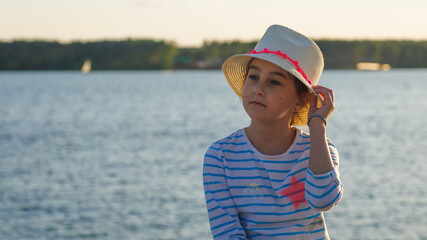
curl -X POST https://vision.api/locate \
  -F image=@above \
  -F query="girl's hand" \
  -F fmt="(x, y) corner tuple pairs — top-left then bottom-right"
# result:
(308, 85), (335, 126)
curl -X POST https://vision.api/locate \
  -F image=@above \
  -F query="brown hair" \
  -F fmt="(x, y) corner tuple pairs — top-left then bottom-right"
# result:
(292, 74), (309, 101)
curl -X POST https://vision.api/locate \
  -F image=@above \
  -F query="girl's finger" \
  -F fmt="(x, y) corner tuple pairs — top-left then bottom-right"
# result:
(312, 85), (332, 91)
(324, 91), (334, 106)
(313, 87), (334, 105)
(313, 86), (334, 99)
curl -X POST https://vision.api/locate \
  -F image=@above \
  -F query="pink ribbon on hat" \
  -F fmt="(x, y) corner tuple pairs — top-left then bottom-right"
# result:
(246, 48), (312, 85)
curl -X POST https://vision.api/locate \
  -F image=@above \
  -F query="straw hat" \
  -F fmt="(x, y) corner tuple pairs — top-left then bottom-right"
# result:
(222, 24), (324, 126)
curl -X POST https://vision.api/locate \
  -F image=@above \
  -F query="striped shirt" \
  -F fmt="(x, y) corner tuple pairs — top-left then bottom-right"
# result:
(203, 128), (343, 240)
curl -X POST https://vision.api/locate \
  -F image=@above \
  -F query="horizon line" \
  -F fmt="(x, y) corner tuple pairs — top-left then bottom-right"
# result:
(2, 36), (427, 47)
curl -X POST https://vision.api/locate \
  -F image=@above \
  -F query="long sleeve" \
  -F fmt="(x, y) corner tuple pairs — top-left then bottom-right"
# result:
(304, 139), (343, 211)
(203, 143), (246, 240)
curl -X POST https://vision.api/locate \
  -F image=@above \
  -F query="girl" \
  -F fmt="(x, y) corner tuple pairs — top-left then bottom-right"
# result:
(203, 25), (343, 239)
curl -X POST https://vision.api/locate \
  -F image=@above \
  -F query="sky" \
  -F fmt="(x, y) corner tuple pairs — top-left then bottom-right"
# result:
(1, 0), (426, 46)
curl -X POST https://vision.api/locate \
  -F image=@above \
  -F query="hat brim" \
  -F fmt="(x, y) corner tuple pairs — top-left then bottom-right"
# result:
(222, 53), (323, 126)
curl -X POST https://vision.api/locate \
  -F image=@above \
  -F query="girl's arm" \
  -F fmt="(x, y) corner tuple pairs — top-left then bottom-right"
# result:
(308, 85), (336, 174)
(203, 143), (246, 240)
(308, 119), (334, 174)
(304, 86), (343, 211)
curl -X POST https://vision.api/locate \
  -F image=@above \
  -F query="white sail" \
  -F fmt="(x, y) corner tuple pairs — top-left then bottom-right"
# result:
(81, 59), (92, 73)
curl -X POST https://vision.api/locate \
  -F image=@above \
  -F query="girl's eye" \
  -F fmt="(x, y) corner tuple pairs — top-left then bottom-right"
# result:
(269, 80), (281, 85)
(248, 74), (258, 80)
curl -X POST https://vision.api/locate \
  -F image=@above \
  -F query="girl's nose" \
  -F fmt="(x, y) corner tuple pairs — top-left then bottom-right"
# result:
(253, 81), (265, 96)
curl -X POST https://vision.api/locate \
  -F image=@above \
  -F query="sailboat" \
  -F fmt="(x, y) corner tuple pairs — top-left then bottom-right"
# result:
(81, 59), (92, 73)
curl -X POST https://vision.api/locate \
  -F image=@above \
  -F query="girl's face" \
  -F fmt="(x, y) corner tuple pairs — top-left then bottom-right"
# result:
(242, 58), (302, 124)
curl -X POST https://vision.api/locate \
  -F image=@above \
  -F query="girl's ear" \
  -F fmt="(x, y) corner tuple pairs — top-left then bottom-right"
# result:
(294, 92), (310, 112)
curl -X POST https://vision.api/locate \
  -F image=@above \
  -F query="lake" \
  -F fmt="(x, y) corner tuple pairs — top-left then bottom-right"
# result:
(0, 70), (426, 239)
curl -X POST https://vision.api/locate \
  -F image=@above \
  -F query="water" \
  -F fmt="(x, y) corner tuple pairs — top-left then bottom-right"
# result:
(0, 70), (426, 240)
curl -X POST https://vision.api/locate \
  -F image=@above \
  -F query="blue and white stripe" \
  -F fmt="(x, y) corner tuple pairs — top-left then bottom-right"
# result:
(203, 129), (343, 239)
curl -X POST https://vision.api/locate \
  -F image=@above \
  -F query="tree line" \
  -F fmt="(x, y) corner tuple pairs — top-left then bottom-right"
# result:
(1, 38), (427, 70)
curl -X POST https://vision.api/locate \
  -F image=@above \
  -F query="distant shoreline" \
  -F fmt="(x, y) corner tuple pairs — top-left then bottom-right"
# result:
(1, 39), (427, 70)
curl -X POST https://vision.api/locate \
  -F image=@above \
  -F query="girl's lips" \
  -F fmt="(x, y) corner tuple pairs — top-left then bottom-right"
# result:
(250, 101), (266, 107)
